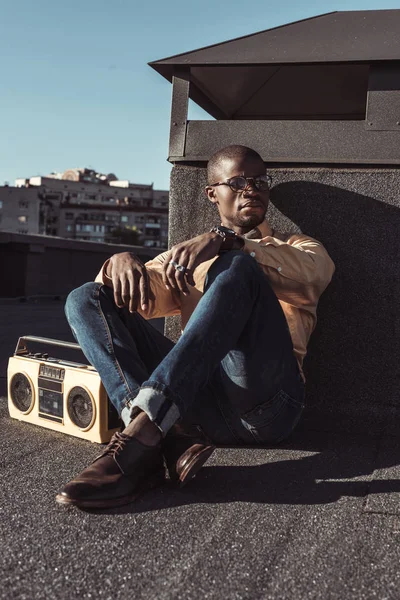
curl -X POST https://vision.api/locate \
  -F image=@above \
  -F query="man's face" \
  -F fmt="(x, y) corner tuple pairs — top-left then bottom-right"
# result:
(206, 155), (270, 232)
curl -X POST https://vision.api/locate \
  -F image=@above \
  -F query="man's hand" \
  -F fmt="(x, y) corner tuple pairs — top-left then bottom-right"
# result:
(162, 232), (223, 295)
(106, 252), (154, 313)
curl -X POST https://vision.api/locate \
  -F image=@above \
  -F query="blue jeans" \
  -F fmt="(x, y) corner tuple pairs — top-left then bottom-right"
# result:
(65, 251), (305, 445)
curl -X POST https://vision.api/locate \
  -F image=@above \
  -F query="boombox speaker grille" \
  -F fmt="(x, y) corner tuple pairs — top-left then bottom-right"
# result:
(10, 373), (34, 413)
(67, 387), (95, 430)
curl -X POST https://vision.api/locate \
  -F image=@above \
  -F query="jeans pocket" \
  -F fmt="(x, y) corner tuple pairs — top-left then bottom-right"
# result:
(241, 389), (304, 444)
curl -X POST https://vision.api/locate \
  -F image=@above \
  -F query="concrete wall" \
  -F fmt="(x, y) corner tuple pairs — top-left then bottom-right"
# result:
(0, 232), (163, 298)
(168, 165), (400, 435)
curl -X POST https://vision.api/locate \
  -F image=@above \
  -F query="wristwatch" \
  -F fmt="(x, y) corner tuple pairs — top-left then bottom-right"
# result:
(210, 226), (245, 253)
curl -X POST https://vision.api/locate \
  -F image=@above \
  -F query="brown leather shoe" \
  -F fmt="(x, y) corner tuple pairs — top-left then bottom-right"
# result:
(56, 432), (165, 509)
(162, 423), (216, 488)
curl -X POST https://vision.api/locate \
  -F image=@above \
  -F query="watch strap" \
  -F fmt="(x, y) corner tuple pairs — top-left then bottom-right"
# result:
(210, 226), (244, 253)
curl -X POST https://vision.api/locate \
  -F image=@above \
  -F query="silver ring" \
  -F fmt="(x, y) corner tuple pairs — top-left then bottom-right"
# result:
(169, 260), (186, 273)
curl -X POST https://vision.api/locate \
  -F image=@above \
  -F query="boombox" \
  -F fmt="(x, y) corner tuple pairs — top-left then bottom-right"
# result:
(7, 336), (121, 443)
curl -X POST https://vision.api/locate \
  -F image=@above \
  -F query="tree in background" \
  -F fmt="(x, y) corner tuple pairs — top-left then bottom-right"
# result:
(108, 225), (141, 246)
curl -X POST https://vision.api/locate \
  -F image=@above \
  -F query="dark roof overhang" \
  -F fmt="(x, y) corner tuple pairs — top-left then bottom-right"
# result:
(149, 10), (400, 165)
(149, 10), (400, 120)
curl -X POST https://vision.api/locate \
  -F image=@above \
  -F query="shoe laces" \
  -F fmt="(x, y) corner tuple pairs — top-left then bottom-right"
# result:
(100, 432), (131, 459)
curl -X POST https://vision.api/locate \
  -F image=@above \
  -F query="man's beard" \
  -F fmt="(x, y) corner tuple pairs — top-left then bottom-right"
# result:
(232, 213), (265, 230)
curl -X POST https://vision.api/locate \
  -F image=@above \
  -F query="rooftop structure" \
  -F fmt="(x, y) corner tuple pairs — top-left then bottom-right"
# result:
(150, 9), (400, 164)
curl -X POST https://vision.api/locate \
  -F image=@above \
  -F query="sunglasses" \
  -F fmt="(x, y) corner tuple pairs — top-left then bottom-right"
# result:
(209, 174), (272, 193)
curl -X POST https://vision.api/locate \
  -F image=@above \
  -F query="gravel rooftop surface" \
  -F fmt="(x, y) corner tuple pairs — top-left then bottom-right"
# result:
(1, 300), (400, 600)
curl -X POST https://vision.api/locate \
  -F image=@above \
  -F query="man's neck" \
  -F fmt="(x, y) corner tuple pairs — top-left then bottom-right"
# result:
(221, 220), (274, 239)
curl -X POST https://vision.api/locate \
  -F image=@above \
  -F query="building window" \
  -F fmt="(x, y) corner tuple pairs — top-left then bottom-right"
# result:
(146, 228), (160, 237)
(121, 216), (128, 223)
(18, 215), (28, 223)
(0, 200), (3, 209)
(19, 200), (29, 209)
(66, 225), (73, 232)
(65, 213), (74, 219)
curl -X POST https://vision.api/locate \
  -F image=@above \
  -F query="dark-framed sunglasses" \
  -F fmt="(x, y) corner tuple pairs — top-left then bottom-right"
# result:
(209, 174), (272, 193)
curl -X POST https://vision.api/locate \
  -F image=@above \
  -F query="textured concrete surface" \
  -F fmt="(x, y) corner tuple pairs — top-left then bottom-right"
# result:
(168, 165), (400, 436)
(2, 302), (400, 599)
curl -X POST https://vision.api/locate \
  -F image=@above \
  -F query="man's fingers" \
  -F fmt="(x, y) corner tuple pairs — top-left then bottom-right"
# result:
(166, 261), (178, 290)
(175, 271), (188, 295)
(139, 267), (150, 310)
(162, 252), (172, 289)
(174, 257), (190, 295)
(127, 271), (135, 313)
(120, 275), (131, 308)
(148, 281), (155, 302)
(185, 258), (196, 287)
(185, 271), (196, 288)
(113, 275), (123, 308)
(131, 271), (140, 313)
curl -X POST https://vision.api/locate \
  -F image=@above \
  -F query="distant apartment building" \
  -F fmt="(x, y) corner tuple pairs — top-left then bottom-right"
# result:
(0, 187), (41, 234)
(0, 168), (169, 247)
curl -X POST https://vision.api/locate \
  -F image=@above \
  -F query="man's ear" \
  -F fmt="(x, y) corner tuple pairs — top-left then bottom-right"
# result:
(205, 186), (218, 205)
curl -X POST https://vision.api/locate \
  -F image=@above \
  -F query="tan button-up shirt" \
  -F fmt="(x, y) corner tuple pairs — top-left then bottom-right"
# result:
(95, 220), (335, 377)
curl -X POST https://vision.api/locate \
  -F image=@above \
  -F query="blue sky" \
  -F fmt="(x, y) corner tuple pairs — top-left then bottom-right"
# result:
(1, 0), (398, 190)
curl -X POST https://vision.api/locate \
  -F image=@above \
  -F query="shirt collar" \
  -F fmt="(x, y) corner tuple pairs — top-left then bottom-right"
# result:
(256, 220), (274, 238)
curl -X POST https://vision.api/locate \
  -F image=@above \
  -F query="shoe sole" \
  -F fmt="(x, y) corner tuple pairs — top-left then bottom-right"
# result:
(178, 446), (216, 488)
(55, 470), (165, 509)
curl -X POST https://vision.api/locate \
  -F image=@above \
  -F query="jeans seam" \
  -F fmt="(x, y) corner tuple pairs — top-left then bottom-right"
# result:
(94, 284), (137, 404)
(124, 390), (141, 409)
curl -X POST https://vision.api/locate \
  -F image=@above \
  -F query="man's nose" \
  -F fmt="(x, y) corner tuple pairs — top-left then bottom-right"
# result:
(243, 182), (258, 194)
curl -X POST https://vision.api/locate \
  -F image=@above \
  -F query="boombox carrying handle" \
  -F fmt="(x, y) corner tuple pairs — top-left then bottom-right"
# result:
(15, 336), (82, 355)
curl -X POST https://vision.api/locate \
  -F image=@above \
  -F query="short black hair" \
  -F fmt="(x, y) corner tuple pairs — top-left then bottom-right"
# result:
(207, 145), (263, 184)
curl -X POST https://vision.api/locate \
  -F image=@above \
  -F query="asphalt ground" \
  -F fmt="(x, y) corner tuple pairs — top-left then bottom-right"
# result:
(1, 301), (400, 599)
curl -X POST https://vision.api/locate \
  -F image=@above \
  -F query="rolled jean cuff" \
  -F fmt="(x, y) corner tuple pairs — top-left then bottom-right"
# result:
(129, 385), (181, 436)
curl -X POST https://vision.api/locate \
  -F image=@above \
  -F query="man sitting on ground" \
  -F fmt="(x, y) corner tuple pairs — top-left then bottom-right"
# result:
(56, 145), (335, 509)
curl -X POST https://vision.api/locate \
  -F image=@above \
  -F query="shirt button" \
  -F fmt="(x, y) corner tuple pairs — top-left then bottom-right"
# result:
(277, 266), (282, 272)
(250, 252), (256, 258)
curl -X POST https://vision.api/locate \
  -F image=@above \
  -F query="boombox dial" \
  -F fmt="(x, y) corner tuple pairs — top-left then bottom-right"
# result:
(10, 373), (34, 414)
(67, 386), (95, 430)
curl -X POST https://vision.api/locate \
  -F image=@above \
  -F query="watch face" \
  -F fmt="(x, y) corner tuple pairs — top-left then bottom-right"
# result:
(217, 226), (236, 237)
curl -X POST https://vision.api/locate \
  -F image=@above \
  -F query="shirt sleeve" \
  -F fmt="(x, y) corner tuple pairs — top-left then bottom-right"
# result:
(94, 252), (181, 319)
(242, 234), (335, 306)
